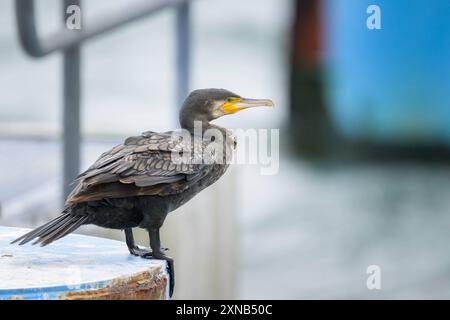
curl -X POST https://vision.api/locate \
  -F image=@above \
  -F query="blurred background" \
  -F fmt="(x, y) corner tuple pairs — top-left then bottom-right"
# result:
(1, 0), (450, 299)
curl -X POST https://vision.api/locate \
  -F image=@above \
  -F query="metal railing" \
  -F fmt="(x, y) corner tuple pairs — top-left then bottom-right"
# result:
(15, 0), (191, 198)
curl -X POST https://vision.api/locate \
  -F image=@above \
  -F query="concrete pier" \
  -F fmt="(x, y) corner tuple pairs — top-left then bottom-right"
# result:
(0, 226), (169, 300)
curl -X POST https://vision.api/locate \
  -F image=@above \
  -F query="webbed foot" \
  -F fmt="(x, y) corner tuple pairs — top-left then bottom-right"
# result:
(128, 245), (153, 257)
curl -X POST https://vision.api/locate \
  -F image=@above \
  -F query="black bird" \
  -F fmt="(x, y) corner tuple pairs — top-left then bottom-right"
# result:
(12, 88), (273, 297)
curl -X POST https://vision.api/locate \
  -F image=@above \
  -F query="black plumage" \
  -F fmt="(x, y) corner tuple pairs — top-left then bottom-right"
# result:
(12, 88), (273, 297)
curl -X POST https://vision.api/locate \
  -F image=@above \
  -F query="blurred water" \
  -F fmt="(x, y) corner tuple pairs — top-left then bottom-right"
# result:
(238, 148), (450, 299)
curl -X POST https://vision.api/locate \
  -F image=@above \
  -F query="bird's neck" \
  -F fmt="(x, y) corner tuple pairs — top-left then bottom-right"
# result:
(181, 120), (228, 137)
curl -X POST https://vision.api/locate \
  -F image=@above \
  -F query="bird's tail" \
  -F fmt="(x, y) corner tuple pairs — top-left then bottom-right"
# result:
(11, 207), (88, 247)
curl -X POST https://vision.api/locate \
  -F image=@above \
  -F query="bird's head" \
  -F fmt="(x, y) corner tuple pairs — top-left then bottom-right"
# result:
(179, 88), (274, 131)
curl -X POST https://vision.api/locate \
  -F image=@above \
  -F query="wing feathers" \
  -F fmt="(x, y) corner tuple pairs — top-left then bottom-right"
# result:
(66, 131), (212, 204)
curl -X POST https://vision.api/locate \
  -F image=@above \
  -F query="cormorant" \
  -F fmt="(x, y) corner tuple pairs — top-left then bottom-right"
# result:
(12, 88), (273, 297)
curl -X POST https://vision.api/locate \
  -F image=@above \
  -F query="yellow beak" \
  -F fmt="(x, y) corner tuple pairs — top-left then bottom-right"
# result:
(221, 98), (274, 114)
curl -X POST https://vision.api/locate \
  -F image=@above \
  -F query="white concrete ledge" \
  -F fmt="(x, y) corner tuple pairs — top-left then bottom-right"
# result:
(0, 226), (169, 300)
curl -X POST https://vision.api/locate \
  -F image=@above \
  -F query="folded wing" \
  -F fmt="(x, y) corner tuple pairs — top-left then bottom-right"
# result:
(66, 131), (210, 204)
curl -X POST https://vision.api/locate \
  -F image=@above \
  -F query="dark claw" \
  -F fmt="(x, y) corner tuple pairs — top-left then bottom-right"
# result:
(128, 246), (153, 257)
(153, 251), (175, 298)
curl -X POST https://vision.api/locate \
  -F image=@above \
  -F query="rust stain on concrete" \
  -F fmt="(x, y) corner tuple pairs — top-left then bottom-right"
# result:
(62, 270), (167, 300)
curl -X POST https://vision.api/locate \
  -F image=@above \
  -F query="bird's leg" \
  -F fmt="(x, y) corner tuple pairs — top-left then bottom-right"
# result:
(124, 228), (152, 257)
(149, 228), (174, 298)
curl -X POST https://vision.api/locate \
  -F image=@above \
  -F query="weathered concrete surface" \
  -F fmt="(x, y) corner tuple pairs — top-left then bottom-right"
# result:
(0, 227), (169, 300)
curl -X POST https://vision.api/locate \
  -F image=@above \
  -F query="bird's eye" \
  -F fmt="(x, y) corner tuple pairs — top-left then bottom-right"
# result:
(226, 98), (232, 103)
